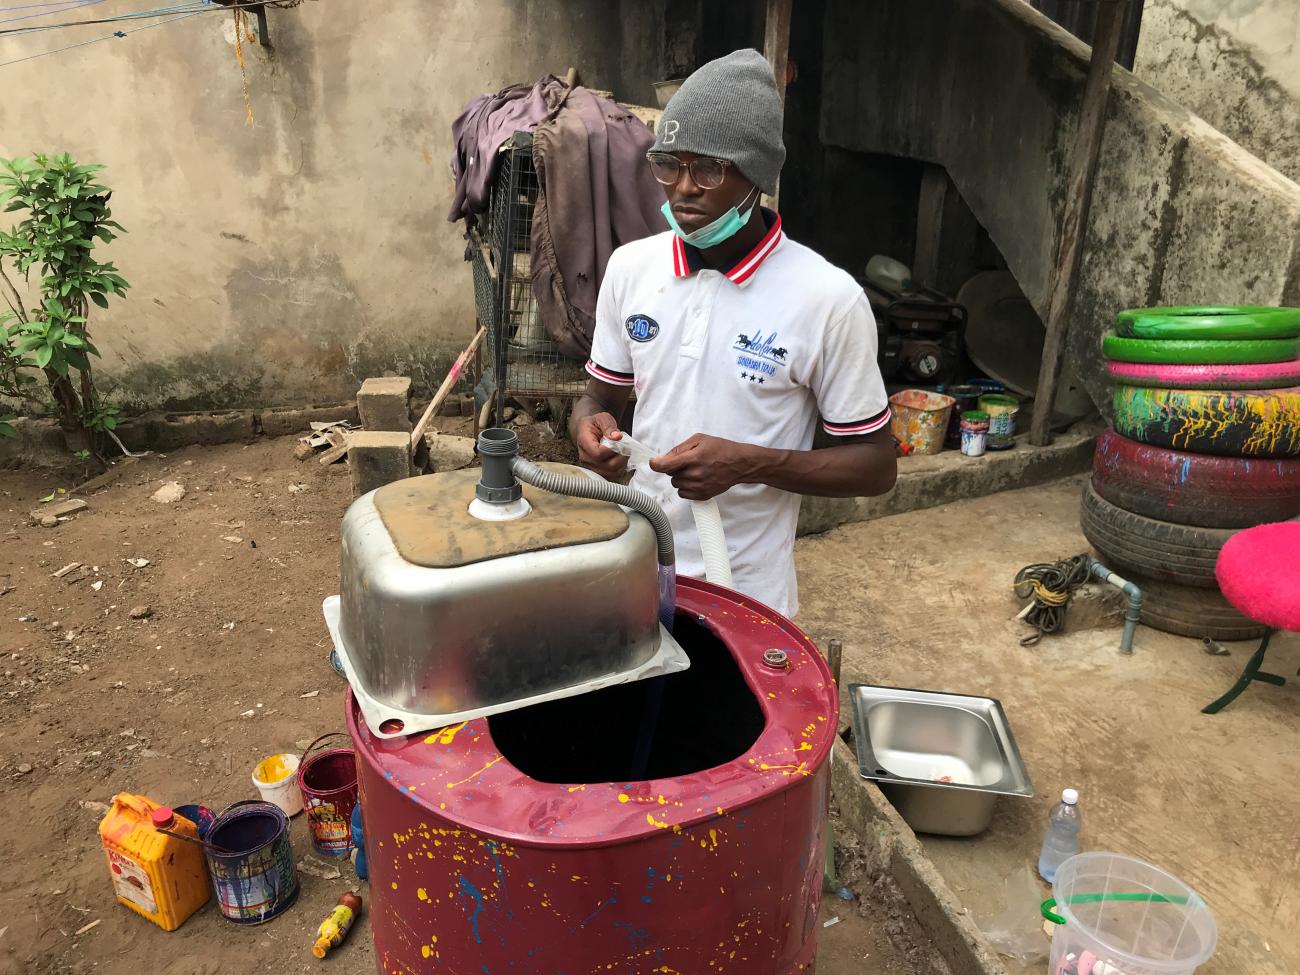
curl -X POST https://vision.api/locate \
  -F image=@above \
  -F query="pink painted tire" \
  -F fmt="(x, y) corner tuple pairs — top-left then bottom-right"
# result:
(1106, 358), (1300, 390)
(1093, 428), (1300, 528)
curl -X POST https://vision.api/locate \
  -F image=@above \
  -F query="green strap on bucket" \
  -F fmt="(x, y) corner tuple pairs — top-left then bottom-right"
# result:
(1040, 892), (1192, 926)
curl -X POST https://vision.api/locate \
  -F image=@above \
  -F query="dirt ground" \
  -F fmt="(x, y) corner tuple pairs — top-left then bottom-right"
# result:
(795, 477), (1300, 975)
(0, 429), (942, 975)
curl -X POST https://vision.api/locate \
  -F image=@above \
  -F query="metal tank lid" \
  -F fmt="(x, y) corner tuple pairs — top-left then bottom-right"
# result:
(347, 577), (838, 848)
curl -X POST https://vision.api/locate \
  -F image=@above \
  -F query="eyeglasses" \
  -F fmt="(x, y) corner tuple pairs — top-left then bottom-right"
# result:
(646, 152), (732, 190)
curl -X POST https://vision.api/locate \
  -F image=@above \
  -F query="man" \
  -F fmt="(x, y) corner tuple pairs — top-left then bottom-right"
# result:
(569, 49), (897, 618)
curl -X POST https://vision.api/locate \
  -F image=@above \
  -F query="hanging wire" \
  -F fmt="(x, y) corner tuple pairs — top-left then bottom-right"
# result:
(0, 6), (205, 68)
(0, 0), (289, 37)
(0, 0), (103, 27)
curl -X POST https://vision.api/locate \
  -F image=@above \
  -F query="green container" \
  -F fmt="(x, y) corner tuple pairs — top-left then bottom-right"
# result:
(977, 394), (1019, 441)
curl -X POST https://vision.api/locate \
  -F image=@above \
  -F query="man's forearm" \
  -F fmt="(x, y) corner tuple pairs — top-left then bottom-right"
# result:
(568, 383), (630, 442)
(742, 439), (897, 498)
(568, 393), (606, 442)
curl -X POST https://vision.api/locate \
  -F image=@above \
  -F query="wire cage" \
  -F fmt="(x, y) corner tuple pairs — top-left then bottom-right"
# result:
(468, 131), (588, 414)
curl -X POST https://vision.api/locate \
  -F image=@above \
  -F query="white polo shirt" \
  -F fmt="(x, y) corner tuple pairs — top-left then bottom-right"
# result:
(586, 213), (890, 618)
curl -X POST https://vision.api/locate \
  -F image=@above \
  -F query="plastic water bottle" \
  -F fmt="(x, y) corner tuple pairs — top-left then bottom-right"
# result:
(1038, 788), (1081, 883)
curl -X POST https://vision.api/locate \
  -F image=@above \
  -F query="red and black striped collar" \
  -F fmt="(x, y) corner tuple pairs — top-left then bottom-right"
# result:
(671, 209), (784, 287)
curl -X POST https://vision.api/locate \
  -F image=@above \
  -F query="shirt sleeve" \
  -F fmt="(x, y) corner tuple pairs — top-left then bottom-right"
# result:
(810, 290), (892, 436)
(585, 257), (635, 387)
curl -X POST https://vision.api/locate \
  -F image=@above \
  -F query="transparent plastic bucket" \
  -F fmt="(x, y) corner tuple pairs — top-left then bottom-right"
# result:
(1044, 853), (1217, 975)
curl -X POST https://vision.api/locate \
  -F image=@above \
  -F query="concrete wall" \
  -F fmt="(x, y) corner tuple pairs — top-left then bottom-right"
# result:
(0, 1), (663, 413)
(820, 0), (1300, 413)
(1136, 0), (1300, 184)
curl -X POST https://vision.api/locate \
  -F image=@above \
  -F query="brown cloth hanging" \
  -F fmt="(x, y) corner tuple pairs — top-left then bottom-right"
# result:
(530, 89), (668, 361)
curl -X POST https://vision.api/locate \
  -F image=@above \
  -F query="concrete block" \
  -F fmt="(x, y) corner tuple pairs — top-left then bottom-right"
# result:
(350, 431), (412, 497)
(425, 433), (477, 472)
(357, 377), (413, 432)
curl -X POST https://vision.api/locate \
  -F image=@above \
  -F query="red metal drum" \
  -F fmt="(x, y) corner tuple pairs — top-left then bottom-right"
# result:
(347, 577), (837, 975)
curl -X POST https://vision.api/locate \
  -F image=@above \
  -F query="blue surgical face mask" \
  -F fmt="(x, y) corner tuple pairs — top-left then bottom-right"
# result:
(661, 187), (760, 249)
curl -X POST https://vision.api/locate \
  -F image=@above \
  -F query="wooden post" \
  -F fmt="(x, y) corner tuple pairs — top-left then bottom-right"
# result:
(762, 0), (793, 210)
(914, 164), (949, 288)
(410, 326), (487, 449)
(1029, 0), (1128, 446)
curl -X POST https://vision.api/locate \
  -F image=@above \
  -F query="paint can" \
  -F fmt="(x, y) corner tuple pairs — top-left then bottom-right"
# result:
(978, 393), (1020, 450)
(175, 803), (217, 840)
(940, 384), (985, 448)
(204, 800), (298, 925)
(960, 410), (990, 457)
(251, 753), (302, 817)
(297, 733), (358, 856)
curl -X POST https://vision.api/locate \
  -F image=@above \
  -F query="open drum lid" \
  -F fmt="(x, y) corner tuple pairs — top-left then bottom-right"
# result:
(321, 596), (691, 739)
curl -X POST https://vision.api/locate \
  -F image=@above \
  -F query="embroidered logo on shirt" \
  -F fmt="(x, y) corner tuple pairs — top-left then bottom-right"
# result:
(625, 314), (660, 343)
(734, 331), (788, 382)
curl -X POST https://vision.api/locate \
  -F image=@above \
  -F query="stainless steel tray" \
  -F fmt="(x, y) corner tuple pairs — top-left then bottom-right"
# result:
(849, 684), (1033, 836)
(324, 596), (690, 739)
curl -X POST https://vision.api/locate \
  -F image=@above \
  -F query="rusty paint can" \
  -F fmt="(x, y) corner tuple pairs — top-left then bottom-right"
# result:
(297, 733), (358, 856)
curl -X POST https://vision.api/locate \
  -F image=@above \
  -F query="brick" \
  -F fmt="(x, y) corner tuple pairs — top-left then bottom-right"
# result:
(357, 377), (413, 432)
(349, 431), (412, 497)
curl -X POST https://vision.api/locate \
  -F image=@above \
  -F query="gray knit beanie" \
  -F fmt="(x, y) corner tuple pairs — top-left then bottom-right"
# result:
(651, 48), (786, 195)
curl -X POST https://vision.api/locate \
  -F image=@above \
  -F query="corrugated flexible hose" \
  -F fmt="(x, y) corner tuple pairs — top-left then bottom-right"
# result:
(510, 457), (675, 568)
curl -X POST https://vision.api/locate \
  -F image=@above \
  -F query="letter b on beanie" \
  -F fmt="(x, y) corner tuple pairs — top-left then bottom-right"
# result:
(650, 49), (786, 195)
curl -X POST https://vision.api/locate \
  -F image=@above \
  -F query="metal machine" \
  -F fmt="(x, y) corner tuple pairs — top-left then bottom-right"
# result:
(863, 255), (967, 385)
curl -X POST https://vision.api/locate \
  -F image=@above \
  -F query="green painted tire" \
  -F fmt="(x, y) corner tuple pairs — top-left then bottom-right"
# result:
(1102, 333), (1300, 364)
(1116, 306), (1300, 341)
(1113, 385), (1300, 457)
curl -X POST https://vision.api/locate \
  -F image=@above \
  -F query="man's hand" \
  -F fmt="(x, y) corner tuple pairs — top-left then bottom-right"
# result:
(649, 434), (754, 501)
(573, 411), (630, 479)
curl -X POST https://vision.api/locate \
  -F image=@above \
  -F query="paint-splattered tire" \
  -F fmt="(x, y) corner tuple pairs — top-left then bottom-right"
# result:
(1125, 572), (1269, 642)
(1080, 481), (1233, 589)
(1115, 306), (1300, 341)
(1092, 429), (1300, 528)
(1102, 334), (1300, 365)
(1112, 386), (1300, 458)
(1106, 359), (1300, 390)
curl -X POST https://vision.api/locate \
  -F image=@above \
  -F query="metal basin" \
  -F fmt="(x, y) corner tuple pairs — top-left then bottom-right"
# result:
(850, 684), (1033, 836)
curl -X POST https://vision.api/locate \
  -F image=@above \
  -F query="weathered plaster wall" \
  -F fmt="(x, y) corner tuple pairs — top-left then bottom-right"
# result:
(1136, 0), (1300, 184)
(0, 1), (660, 412)
(820, 0), (1300, 413)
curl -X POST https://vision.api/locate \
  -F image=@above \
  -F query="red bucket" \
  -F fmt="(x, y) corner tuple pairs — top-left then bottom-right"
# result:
(297, 733), (357, 856)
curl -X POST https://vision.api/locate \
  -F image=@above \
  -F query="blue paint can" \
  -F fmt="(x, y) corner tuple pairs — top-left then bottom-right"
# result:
(204, 800), (299, 925)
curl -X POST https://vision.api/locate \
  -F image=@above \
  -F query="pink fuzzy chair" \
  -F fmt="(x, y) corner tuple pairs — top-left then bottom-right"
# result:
(1203, 522), (1300, 713)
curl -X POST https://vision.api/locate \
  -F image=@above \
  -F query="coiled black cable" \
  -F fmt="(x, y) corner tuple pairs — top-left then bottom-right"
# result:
(1013, 554), (1093, 646)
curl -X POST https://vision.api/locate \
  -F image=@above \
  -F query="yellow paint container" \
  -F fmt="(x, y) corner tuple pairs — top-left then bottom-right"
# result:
(252, 752), (303, 816)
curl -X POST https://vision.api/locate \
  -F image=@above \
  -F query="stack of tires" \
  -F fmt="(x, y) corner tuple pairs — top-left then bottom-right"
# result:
(1085, 306), (1300, 641)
